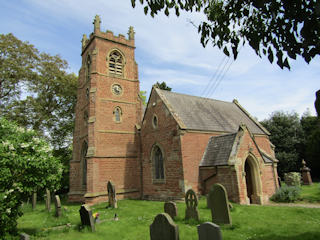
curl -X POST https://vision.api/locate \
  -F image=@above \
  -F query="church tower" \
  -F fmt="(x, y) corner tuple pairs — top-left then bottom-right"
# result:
(69, 16), (142, 203)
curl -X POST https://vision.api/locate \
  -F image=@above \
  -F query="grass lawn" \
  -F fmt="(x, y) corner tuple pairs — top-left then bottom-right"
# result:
(17, 192), (320, 240)
(300, 183), (320, 203)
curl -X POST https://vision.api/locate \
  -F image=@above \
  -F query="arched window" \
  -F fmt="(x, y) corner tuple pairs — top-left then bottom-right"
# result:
(113, 107), (122, 123)
(153, 145), (164, 180)
(81, 141), (88, 186)
(85, 55), (91, 82)
(108, 50), (123, 76)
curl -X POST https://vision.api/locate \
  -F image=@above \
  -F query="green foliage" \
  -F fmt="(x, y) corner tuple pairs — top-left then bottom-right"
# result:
(132, 0), (320, 69)
(261, 111), (303, 177)
(0, 118), (62, 237)
(284, 172), (301, 187)
(315, 90), (320, 117)
(139, 90), (147, 106)
(270, 185), (301, 203)
(156, 81), (172, 91)
(300, 113), (320, 179)
(0, 33), (77, 192)
(0, 33), (38, 104)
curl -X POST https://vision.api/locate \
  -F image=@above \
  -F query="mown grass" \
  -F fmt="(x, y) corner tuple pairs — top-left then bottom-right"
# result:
(300, 183), (320, 203)
(17, 192), (320, 240)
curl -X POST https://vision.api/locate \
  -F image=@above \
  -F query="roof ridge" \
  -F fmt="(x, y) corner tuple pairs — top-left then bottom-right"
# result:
(158, 89), (233, 105)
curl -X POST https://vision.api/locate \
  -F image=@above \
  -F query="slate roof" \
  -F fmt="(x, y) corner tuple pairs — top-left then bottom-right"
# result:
(200, 133), (237, 167)
(157, 89), (268, 135)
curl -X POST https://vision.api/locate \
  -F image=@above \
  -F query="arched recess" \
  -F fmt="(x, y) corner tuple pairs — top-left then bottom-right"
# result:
(81, 141), (88, 186)
(107, 48), (126, 76)
(150, 143), (165, 183)
(243, 154), (263, 204)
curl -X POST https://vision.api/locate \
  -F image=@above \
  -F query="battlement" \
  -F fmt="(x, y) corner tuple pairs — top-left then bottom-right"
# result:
(81, 15), (135, 54)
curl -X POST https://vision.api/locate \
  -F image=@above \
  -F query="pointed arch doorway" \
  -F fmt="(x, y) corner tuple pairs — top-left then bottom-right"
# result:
(244, 155), (262, 204)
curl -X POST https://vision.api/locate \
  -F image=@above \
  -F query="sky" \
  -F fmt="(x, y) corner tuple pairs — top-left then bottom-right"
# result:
(1, 0), (319, 121)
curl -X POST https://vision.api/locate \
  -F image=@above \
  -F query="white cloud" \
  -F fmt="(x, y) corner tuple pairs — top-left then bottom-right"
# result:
(1, 0), (318, 121)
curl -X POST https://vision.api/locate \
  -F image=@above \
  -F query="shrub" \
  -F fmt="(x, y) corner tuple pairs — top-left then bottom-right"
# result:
(270, 185), (301, 203)
(0, 118), (62, 238)
(284, 172), (301, 186)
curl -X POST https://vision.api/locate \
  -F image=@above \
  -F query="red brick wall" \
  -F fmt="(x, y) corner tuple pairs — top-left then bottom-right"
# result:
(180, 132), (219, 193)
(200, 167), (240, 203)
(141, 89), (184, 200)
(69, 27), (141, 203)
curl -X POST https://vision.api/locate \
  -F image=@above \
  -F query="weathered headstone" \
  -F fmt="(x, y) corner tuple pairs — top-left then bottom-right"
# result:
(45, 189), (51, 212)
(20, 232), (30, 240)
(185, 188), (200, 221)
(79, 204), (95, 232)
(150, 213), (179, 240)
(208, 184), (232, 225)
(197, 222), (222, 240)
(164, 201), (178, 220)
(32, 192), (37, 210)
(54, 195), (62, 217)
(107, 180), (117, 208)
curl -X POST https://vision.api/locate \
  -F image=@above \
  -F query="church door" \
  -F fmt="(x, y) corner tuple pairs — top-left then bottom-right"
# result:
(245, 161), (253, 203)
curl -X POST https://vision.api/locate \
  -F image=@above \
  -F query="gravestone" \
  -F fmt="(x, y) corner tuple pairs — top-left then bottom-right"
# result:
(54, 195), (62, 217)
(32, 192), (37, 210)
(197, 222), (222, 240)
(79, 204), (95, 232)
(107, 180), (117, 208)
(185, 188), (199, 221)
(45, 189), (51, 212)
(208, 184), (232, 225)
(164, 201), (178, 220)
(150, 213), (179, 240)
(20, 233), (30, 240)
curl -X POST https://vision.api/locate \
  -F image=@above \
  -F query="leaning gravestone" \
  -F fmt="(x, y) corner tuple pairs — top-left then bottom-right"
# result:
(185, 188), (200, 221)
(107, 180), (117, 208)
(79, 204), (95, 232)
(32, 192), (37, 210)
(45, 189), (51, 212)
(54, 195), (62, 217)
(197, 222), (222, 240)
(150, 213), (179, 240)
(164, 201), (178, 220)
(208, 184), (232, 225)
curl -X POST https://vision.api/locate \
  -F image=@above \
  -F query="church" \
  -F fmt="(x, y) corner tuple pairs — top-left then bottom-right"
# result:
(68, 16), (279, 205)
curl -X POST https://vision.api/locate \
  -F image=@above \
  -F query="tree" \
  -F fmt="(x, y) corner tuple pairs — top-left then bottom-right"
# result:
(315, 90), (320, 118)
(0, 33), (38, 105)
(0, 118), (62, 237)
(132, 0), (320, 69)
(139, 90), (147, 106)
(261, 111), (303, 178)
(301, 111), (320, 179)
(0, 33), (77, 192)
(156, 81), (172, 91)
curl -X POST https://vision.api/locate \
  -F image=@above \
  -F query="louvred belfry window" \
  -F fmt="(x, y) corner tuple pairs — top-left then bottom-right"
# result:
(109, 51), (123, 76)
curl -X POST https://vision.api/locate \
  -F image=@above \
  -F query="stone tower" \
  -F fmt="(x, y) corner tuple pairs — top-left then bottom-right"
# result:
(69, 15), (142, 204)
